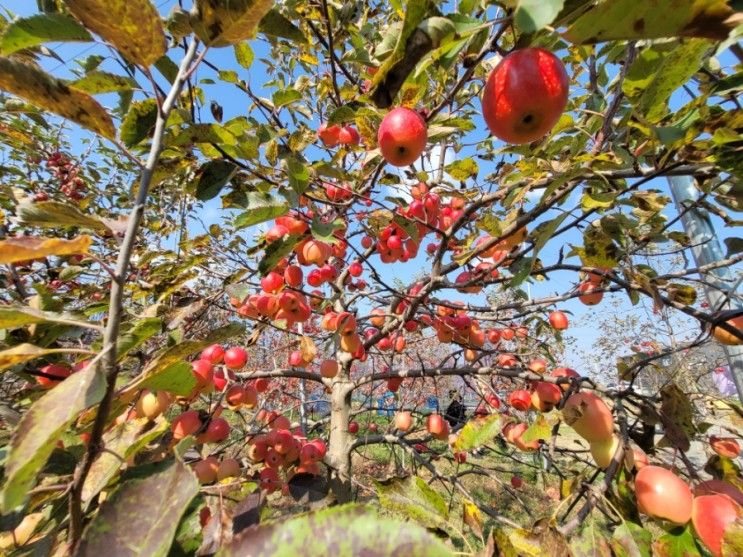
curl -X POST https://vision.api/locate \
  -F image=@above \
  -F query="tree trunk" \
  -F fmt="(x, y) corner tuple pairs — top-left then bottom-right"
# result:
(327, 373), (353, 503)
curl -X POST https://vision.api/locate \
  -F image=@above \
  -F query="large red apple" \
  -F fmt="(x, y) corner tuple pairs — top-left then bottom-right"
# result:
(377, 107), (427, 167)
(481, 48), (569, 144)
(548, 310), (569, 330)
(692, 494), (741, 556)
(635, 465), (693, 525)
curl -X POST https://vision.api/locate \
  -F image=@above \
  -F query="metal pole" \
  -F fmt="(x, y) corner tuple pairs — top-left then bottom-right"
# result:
(667, 176), (743, 403)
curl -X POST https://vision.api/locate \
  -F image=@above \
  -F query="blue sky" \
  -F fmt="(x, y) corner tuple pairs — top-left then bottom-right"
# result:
(2, 0), (739, 375)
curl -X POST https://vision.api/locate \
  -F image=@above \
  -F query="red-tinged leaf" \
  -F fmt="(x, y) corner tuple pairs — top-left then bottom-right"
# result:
(219, 504), (453, 557)
(611, 521), (652, 557)
(77, 457), (199, 557)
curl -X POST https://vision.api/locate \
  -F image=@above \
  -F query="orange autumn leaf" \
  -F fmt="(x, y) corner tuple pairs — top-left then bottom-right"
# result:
(0, 235), (92, 264)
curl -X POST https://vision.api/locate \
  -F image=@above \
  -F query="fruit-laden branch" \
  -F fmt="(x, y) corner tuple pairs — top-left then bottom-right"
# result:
(67, 39), (201, 550)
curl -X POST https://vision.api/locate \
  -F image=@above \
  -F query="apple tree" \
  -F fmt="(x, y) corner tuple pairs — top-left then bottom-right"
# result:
(1, 0), (743, 555)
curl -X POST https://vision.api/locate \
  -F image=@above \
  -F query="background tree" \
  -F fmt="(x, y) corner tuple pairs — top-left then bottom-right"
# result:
(0, 0), (742, 555)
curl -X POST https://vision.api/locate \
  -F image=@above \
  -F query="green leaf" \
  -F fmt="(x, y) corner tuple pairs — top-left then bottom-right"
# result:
(71, 71), (137, 94)
(272, 88), (301, 108)
(515, 0), (565, 34)
(0, 360), (106, 511)
(611, 521), (652, 557)
(445, 158), (478, 180)
(508, 256), (535, 288)
(0, 56), (115, 139)
(194, 160), (238, 201)
(368, 0), (435, 108)
(81, 417), (170, 505)
(139, 361), (196, 397)
(259, 234), (302, 276)
(287, 157), (309, 196)
(652, 526), (702, 556)
(63, 0), (166, 66)
(570, 520), (613, 557)
(623, 39), (711, 123)
(520, 414), (554, 443)
(375, 476), (450, 531)
(234, 192), (289, 229)
(219, 504), (452, 557)
(0, 13), (92, 55)
(0, 305), (97, 332)
(16, 200), (108, 230)
(154, 55), (179, 83)
(310, 217), (344, 244)
(531, 212), (569, 255)
(327, 105), (357, 126)
(116, 318), (163, 360)
(234, 42), (254, 68)
(453, 413), (501, 451)
(120, 99), (158, 147)
(258, 8), (306, 43)
(565, 0), (738, 44)
(190, 0), (275, 47)
(77, 457), (199, 557)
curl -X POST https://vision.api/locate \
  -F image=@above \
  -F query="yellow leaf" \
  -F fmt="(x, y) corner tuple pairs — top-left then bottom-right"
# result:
(64, 0), (166, 67)
(0, 57), (115, 139)
(463, 501), (483, 539)
(0, 235), (92, 264)
(0, 343), (68, 372)
(299, 335), (317, 364)
(190, 0), (275, 47)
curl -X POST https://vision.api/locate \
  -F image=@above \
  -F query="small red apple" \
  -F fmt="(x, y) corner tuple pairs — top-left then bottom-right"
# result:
(223, 347), (248, 369)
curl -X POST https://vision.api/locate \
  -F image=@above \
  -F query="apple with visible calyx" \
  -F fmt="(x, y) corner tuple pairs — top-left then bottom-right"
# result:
(378, 107), (427, 167)
(481, 48), (569, 144)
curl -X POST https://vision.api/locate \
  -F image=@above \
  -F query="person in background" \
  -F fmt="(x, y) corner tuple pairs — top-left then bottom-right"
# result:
(445, 390), (466, 429)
